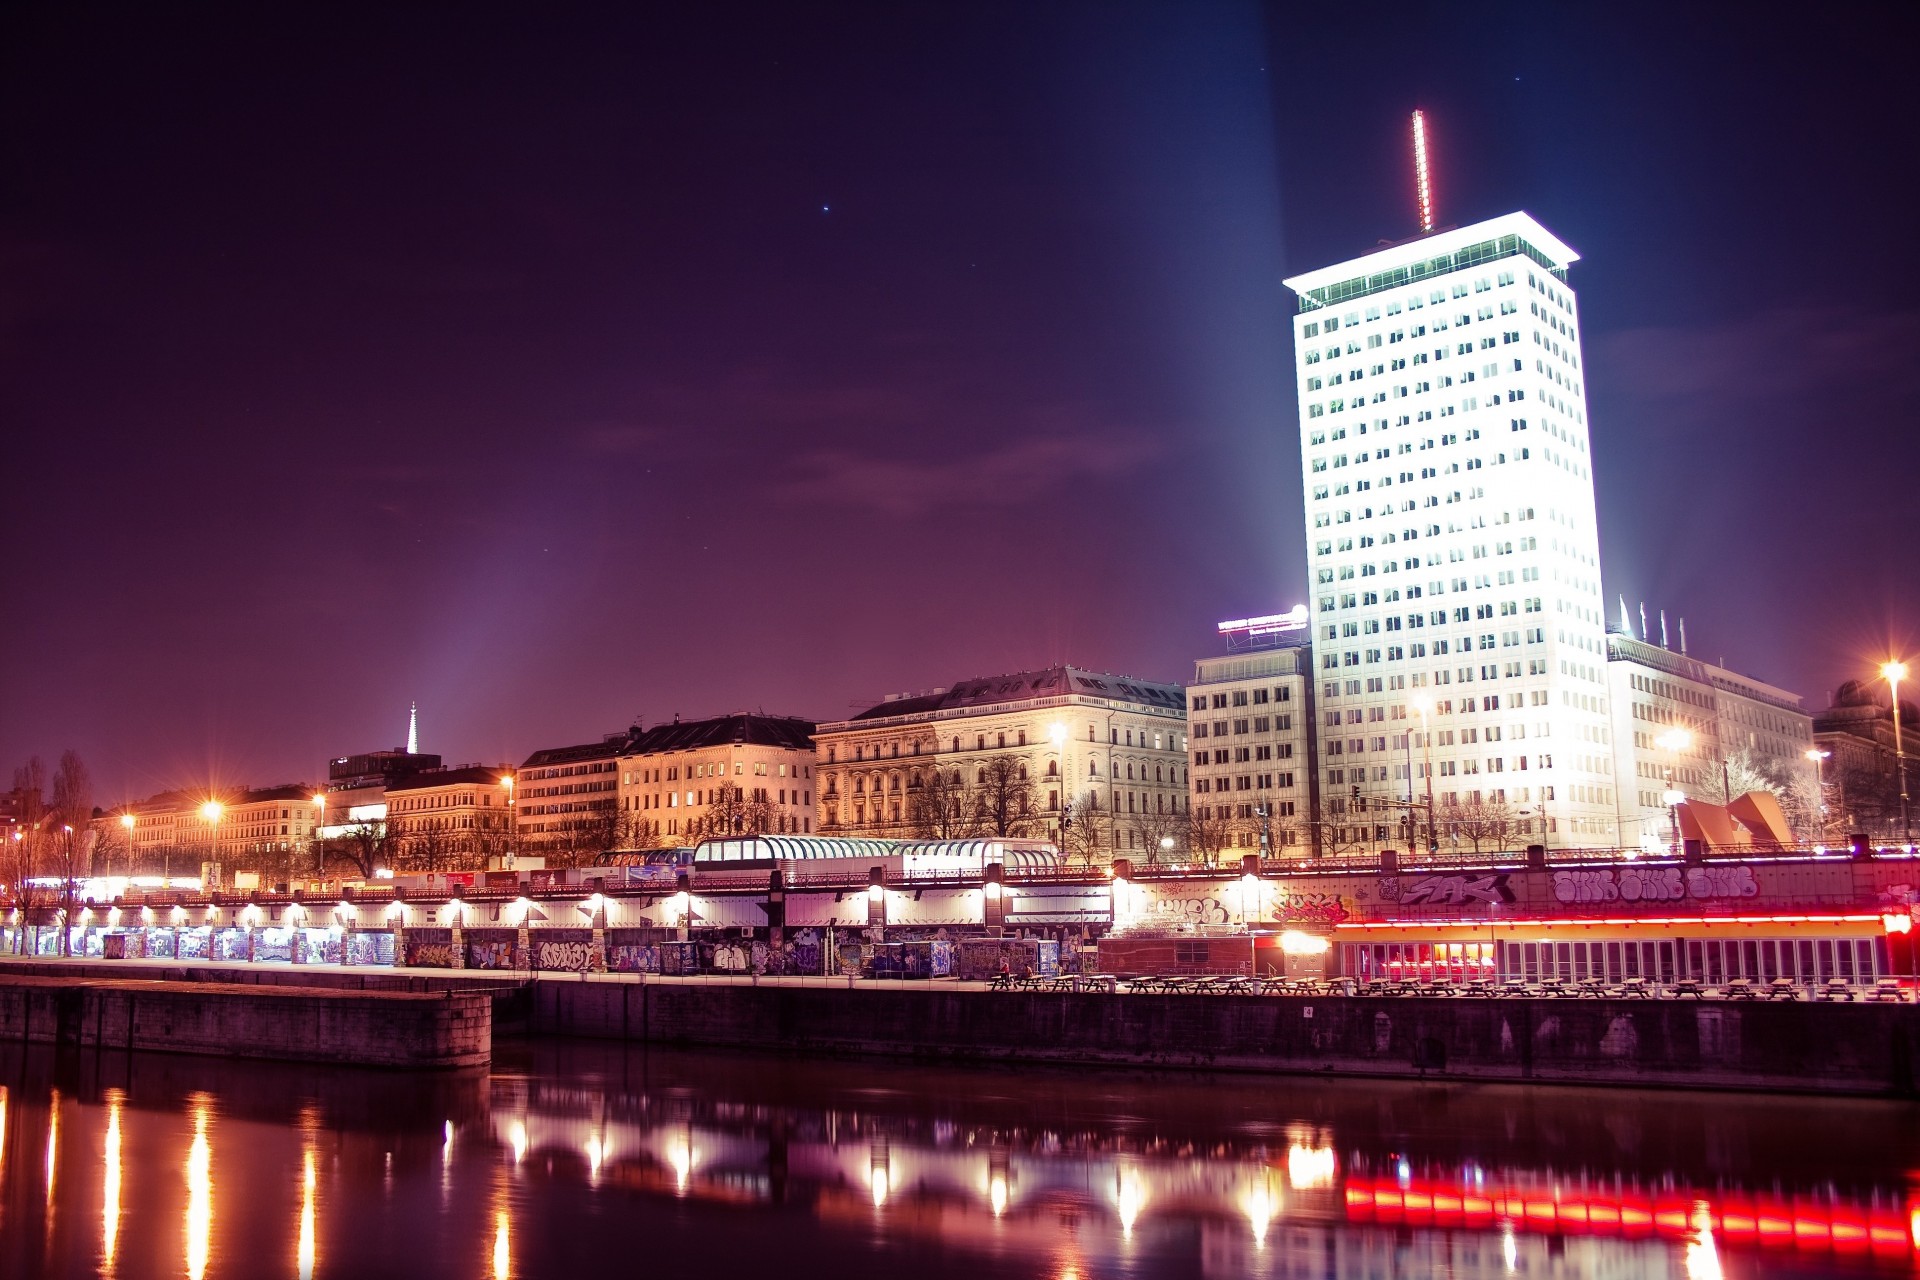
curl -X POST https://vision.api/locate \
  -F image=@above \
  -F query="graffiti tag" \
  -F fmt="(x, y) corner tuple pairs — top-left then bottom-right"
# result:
(1400, 873), (1514, 906)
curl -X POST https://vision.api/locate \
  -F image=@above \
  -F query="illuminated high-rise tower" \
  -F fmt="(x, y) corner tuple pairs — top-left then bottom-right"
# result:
(1281, 211), (1614, 851)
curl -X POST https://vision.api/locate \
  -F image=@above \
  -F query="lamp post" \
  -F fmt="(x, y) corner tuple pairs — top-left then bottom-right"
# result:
(1411, 696), (1436, 853)
(499, 774), (516, 866)
(1048, 722), (1069, 849)
(1655, 729), (1692, 855)
(119, 811), (136, 880)
(1883, 661), (1911, 846)
(199, 800), (223, 893)
(1805, 749), (1832, 846)
(310, 794), (327, 881)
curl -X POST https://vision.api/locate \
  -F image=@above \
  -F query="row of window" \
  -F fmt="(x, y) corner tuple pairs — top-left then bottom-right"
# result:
(1192, 714), (1295, 738)
(1192, 687), (1296, 710)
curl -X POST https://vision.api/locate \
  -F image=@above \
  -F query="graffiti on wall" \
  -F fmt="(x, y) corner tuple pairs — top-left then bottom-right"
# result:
(1271, 892), (1351, 925)
(1551, 864), (1760, 904)
(1400, 873), (1514, 906)
(533, 932), (594, 972)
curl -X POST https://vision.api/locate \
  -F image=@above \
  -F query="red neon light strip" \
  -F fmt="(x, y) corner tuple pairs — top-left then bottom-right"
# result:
(1339, 1177), (1914, 1255)
(1335, 914), (1880, 930)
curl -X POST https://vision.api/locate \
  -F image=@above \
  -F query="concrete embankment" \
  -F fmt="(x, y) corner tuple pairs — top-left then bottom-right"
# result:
(0, 973), (490, 1069)
(532, 980), (1920, 1097)
(0, 958), (533, 1032)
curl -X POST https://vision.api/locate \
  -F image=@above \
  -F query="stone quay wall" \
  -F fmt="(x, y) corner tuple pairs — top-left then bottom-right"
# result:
(532, 979), (1920, 1096)
(0, 973), (490, 1069)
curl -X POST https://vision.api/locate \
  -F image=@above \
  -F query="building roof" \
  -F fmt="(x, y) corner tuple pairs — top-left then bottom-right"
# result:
(519, 733), (635, 770)
(840, 665), (1184, 724)
(385, 765), (511, 794)
(1282, 211), (1579, 306)
(625, 714), (815, 756)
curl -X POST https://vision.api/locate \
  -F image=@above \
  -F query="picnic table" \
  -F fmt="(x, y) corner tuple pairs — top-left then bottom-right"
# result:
(1722, 978), (1760, 1000)
(1868, 979), (1906, 1004)
(1670, 978), (1707, 999)
(1618, 977), (1656, 999)
(1819, 979), (1858, 1002)
(1765, 977), (1800, 1001)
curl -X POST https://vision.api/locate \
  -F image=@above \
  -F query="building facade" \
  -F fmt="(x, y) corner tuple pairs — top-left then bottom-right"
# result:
(384, 765), (515, 867)
(108, 784), (323, 882)
(515, 733), (630, 853)
(814, 666), (1188, 860)
(617, 714), (817, 843)
(1186, 635), (1313, 859)
(1283, 212), (1615, 849)
(1605, 632), (1815, 850)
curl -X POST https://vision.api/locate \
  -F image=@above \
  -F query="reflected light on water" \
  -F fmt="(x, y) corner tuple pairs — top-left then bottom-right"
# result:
(868, 1155), (890, 1208)
(45, 1087), (59, 1205)
(1501, 1221), (1518, 1273)
(186, 1096), (212, 1280)
(492, 1208), (510, 1280)
(1685, 1201), (1723, 1280)
(988, 1169), (1008, 1217)
(1113, 1166), (1145, 1237)
(666, 1130), (693, 1194)
(509, 1120), (528, 1165)
(298, 1146), (316, 1280)
(1286, 1141), (1335, 1190)
(102, 1091), (123, 1272)
(1241, 1171), (1277, 1247)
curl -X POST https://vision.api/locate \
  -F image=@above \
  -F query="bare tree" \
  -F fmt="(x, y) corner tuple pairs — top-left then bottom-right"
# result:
(908, 767), (977, 839)
(47, 751), (91, 954)
(688, 782), (777, 844)
(1126, 802), (1186, 868)
(1307, 799), (1370, 860)
(329, 818), (404, 880)
(1059, 790), (1107, 867)
(403, 824), (457, 873)
(1447, 796), (1516, 854)
(1186, 806), (1234, 868)
(971, 757), (1036, 838)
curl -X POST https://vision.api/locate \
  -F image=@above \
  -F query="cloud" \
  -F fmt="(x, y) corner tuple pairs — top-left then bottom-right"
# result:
(780, 429), (1162, 517)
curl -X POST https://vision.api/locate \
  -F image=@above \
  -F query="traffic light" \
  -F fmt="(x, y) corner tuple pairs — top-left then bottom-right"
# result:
(1061, 802), (1074, 829)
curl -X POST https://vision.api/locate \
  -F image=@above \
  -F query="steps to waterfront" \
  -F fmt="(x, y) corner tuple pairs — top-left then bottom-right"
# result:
(0, 969), (491, 1069)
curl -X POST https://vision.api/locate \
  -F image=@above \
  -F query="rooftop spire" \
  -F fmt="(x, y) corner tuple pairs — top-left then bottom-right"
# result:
(1411, 109), (1435, 233)
(407, 702), (419, 755)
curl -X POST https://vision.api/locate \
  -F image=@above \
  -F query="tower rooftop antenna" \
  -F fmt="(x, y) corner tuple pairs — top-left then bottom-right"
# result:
(1411, 109), (1435, 234)
(408, 702), (419, 755)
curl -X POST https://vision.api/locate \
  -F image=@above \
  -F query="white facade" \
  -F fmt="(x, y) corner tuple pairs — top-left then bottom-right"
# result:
(1186, 646), (1313, 855)
(1283, 213), (1615, 848)
(1606, 632), (1815, 849)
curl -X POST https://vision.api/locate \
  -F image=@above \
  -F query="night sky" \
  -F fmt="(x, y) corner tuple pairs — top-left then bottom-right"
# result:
(3, 3), (1916, 799)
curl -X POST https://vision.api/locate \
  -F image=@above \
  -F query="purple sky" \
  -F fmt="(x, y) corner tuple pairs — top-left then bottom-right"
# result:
(3, 3), (1917, 802)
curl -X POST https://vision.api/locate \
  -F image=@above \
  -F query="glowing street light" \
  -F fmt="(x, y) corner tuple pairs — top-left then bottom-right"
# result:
(1656, 729), (1693, 855)
(1410, 695), (1436, 853)
(1805, 749), (1832, 844)
(1884, 661), (1911, 845)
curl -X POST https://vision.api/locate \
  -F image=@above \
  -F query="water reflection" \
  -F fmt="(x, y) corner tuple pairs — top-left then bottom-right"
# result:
(0, 1039), (1916, 1279)
(186, 1094), (212, 1280)
(102, 1089), (122, 1272)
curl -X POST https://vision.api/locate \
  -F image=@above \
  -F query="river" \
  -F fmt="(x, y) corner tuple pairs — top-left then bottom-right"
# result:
(0, 1039), (1913, 1278)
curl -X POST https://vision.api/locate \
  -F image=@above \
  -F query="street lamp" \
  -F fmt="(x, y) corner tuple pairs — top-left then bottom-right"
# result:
(1805, 749), (1832, 846)
(1655, 729), (1692, 855)
(1047, 722), (1069, 845)
(119, 811), (135, 879)
(1411, 696), (1436, 854)
(310, 794), (327, 879)
(199, 800), (223, 893)
(1882, 661), (1911, 846)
